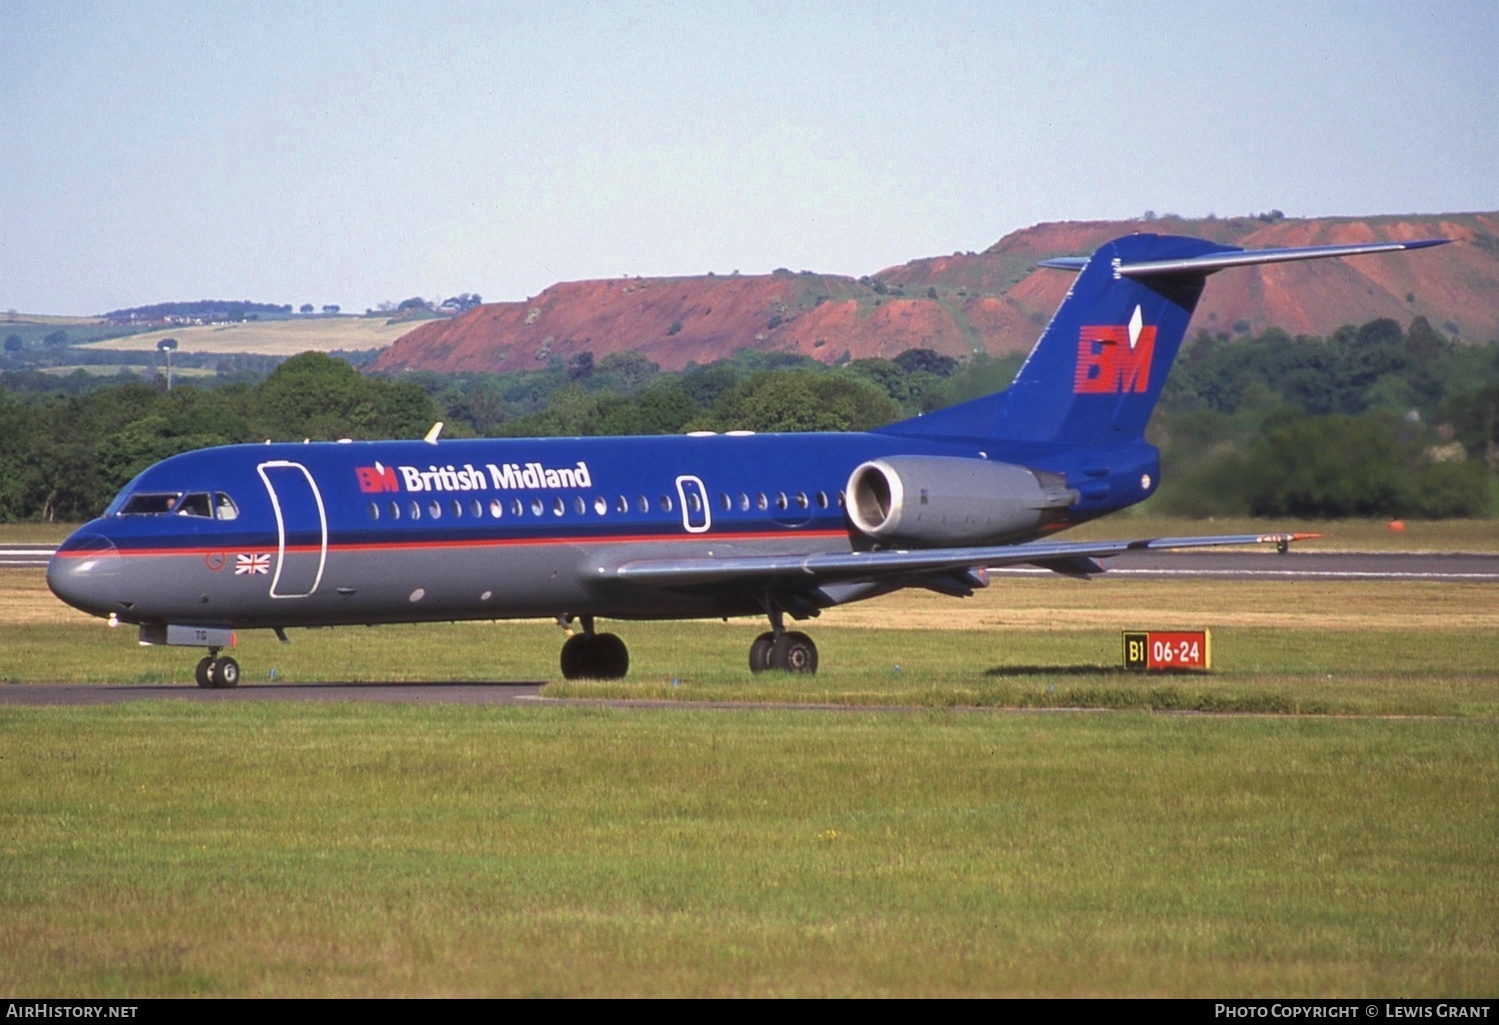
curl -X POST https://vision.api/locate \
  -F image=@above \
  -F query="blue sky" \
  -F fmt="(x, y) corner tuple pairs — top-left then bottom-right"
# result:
(2, 0), (1494, 314)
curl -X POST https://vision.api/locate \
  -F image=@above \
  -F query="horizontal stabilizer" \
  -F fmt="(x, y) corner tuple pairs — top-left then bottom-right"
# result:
(1039, 238), (1448, 277)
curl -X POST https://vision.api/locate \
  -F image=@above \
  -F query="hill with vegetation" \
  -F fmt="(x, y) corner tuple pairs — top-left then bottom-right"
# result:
(371, 212), (1499, 375)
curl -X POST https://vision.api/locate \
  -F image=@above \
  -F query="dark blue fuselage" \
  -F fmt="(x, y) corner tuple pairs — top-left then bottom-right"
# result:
(48, 429), (1157, 629)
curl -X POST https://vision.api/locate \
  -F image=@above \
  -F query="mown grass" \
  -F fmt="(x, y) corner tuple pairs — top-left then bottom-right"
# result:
(7, 564), (1499, 716)
(1, 704), (1494, 997)
(4, 554), (1496, 995)
(6, 615), (1499, 717)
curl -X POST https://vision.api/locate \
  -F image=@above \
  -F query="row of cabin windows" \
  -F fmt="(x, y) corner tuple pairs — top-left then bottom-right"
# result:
(365, 490), (844, 522)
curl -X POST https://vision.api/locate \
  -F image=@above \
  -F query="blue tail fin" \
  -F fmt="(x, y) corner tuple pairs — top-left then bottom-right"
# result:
(877, 233), (1228, 446)
(873, 232), (1447, 446)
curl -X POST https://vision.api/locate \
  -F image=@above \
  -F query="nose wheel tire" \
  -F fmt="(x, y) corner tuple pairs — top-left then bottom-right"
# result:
(195, 655), (240, 688)
(213, 656), (240, 688)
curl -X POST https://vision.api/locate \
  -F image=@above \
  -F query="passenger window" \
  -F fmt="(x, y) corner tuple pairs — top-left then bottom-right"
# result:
(739, 493), (750, 511)
(471, 499), (484, 518)
(659, 494), (673, 512)
(367, 502), (380, 520)
(428, 500), (442, 519)
(575, 496), (587, 515)
(775, 492), (788, 510)
(511, 499), (523, 517)
(795, 491), (809, 509)
(720, 493), (732, 511)
(594, 496), (608, 515)
(816, 491), (829, 509)
(688, 493), (702, 513)
(552, 497), (565, 516)
(490, 499), (504, 518)
(451, 499), (463, 518)
(530, 497), (544, 516)
(637, 495), (649, 513)
(214, 493), (240, 520)
(616, 495), (629, 514)
(409, 501), (422, 520)
(756, 493), (768, 510)
(389, 501), (401, 520)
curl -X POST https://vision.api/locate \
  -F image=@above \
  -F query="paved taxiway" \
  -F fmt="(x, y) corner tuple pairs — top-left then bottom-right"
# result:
(0, 544), (61, 568)
(0, 681), (547, 706)
(1009, 549), (1499, 581)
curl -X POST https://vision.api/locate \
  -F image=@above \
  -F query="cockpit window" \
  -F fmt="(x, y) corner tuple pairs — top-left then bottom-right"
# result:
(115, 490), (239, 519)
(177, 493), (213, 518)
(118, 493), (182, 515)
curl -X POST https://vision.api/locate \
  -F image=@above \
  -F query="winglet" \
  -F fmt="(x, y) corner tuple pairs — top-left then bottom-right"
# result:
(423, 422), (445, 445)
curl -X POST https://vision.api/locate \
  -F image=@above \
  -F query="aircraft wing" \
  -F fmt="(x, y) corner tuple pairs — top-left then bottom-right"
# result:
(604, 532), (1316, 590)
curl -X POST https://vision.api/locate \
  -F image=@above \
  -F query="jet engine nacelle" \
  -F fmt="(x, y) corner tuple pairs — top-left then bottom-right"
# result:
(846, 456), (1076, 546)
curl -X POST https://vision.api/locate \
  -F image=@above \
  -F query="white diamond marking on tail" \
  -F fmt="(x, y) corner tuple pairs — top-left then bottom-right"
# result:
(1128, 305), (1143, 351)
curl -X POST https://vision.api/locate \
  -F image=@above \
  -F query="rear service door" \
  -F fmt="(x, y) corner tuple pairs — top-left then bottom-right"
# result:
(257, 461), (328, 598)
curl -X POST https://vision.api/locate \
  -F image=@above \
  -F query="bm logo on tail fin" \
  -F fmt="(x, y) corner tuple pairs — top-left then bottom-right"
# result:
(1074, 305), (1155, 394)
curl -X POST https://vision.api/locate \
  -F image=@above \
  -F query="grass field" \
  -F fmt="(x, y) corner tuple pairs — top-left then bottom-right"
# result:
(75, 315), (418, 356)
(1, 705), (1494, 997)
(2, 527), (1496, 996)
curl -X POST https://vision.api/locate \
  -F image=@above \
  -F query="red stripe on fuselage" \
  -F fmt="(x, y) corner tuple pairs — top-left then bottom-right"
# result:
(53, 528), (853, 560)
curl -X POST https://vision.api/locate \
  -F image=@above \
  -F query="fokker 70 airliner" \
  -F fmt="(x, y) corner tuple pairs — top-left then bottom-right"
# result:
(48, 233), (1444, 686)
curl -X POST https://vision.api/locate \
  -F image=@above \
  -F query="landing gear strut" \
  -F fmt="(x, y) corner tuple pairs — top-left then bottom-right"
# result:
(558, 615), (630, 680)
(748, 608), (819, 674)
(194, 647), (240, 689)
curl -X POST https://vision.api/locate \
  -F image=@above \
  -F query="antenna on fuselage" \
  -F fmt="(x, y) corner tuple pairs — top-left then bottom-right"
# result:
(423, 422), (444, 445)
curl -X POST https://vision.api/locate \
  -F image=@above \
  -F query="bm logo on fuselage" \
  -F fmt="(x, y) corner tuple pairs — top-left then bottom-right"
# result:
(356, 465), (399, 492)
(355, 460), (593, 494)
(1073, 305), (1155, 394)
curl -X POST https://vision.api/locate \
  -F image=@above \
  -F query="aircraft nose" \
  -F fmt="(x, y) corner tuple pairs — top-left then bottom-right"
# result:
(47, 532), (124, 618)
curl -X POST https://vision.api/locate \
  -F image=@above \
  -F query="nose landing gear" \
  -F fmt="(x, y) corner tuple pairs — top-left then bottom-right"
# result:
(193, 648), (240, 689)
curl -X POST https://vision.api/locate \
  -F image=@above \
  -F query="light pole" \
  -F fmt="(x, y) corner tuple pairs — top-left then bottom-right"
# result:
(157, 337), (177, 389)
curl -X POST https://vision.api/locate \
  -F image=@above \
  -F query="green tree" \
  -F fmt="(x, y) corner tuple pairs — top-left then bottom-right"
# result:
(712, 370), (900, 433)
(1244, 415), (1412, 517)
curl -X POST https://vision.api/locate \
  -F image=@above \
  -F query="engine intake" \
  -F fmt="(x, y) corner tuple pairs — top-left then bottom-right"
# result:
(846, 456), (1075, 546)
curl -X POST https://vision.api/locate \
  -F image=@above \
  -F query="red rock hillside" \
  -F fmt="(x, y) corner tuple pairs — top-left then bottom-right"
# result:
(371, 212), (1499, 375)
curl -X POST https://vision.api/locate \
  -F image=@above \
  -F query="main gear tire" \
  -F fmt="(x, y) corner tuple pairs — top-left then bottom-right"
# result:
(749, 631), (776, 673)
(770, 631), (818, 674)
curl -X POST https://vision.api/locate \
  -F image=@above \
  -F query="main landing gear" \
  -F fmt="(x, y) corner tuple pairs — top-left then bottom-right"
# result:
(194, 648), (240, 689)
(748, 608), (819, 674)
(558, 615), (630, 680)
(555, 612), (820, 679)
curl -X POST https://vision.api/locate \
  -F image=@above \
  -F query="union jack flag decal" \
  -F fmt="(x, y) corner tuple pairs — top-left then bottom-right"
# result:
(235, 553), (271, 576)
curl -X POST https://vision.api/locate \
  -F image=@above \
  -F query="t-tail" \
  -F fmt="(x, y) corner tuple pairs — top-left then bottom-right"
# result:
(876, 233), (1448, 446)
